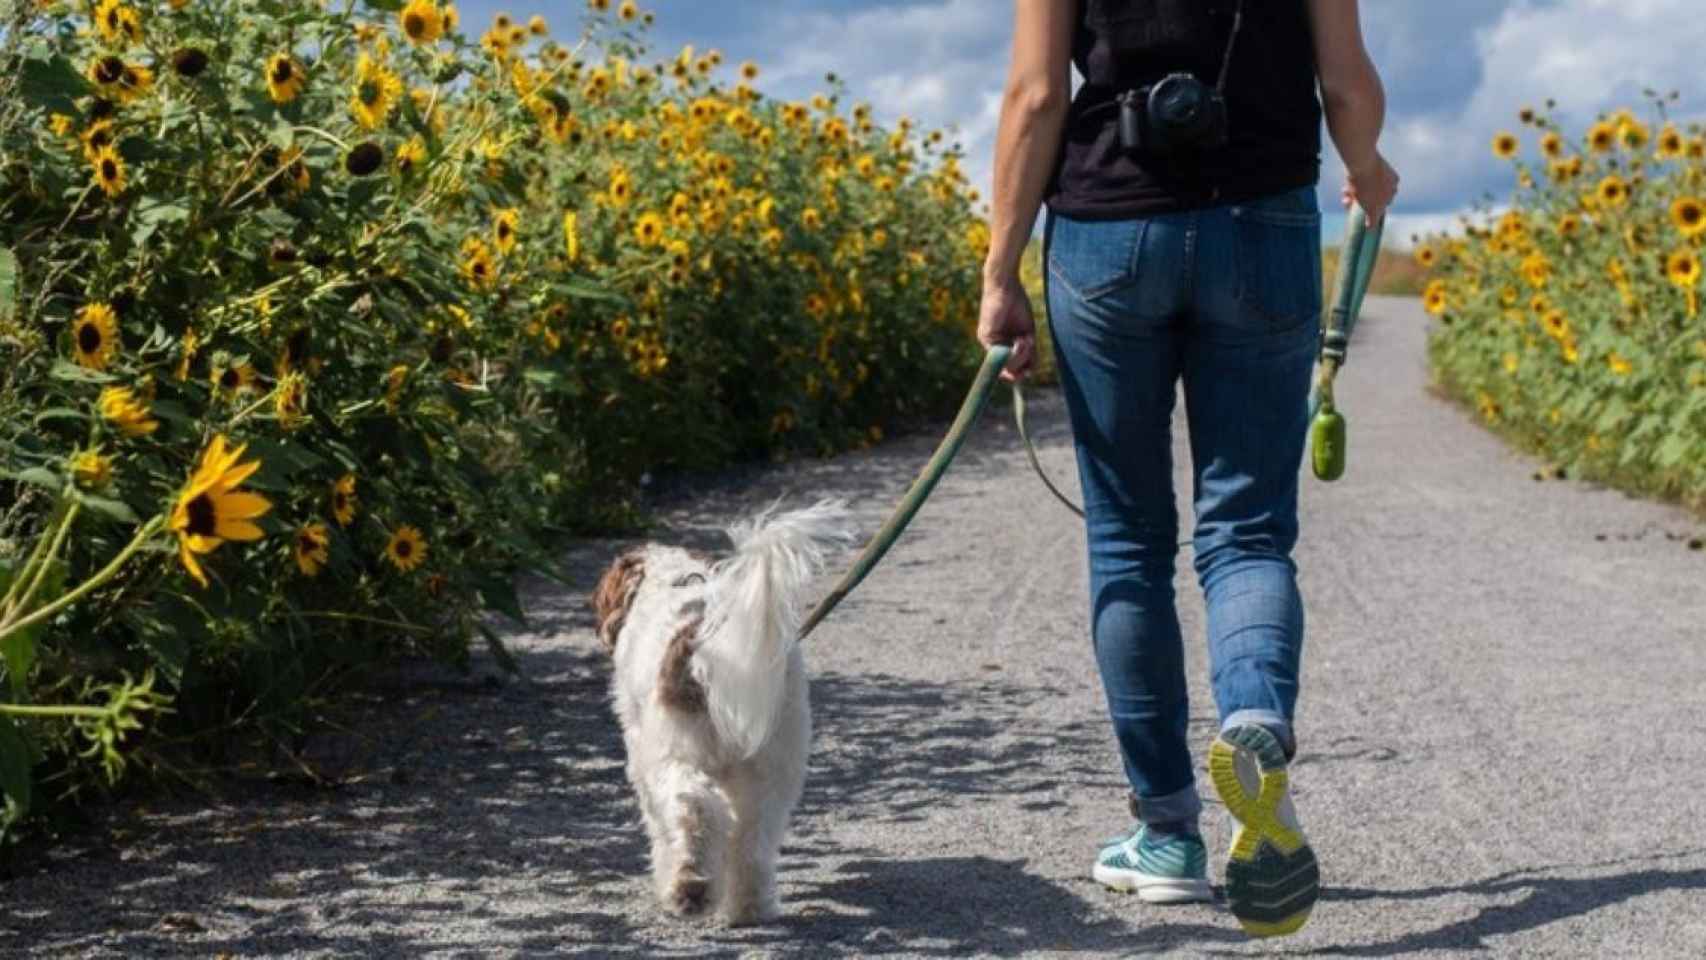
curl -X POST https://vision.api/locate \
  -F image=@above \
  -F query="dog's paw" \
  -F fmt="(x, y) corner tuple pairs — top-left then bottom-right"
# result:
(666, 873), (712, 918)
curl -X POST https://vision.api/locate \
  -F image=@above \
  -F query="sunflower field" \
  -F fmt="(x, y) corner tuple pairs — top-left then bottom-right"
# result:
(0, 0), (990, 840)
(1418, 99), (1706, 513)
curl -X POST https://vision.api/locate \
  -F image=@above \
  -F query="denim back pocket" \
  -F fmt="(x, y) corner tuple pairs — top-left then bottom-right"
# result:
(1047, 214), (1147, 303)
(1230, 189), (1323, 329)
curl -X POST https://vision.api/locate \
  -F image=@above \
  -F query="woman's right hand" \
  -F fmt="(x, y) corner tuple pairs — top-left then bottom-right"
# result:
(1343, 152), (1399, 226)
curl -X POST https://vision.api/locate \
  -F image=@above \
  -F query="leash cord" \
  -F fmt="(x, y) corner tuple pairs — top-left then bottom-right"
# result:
(796, 344), (1012, 641)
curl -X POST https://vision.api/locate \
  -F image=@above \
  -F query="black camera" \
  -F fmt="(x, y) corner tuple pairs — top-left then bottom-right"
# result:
(1118, 72), (1229, 158)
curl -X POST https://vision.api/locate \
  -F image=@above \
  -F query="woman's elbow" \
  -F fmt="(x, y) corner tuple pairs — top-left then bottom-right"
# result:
(1005, 80), (1069, 118)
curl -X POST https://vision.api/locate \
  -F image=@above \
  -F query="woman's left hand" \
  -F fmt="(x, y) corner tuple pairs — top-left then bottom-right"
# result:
(976, 274), (1037, 383)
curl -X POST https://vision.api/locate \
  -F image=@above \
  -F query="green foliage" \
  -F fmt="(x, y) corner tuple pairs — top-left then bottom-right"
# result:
(1419, 102), (1706, 514)
(0, 0), (989, 841)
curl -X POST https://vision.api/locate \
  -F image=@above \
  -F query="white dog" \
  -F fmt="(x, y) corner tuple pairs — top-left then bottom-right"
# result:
(590, 500), (855, 925)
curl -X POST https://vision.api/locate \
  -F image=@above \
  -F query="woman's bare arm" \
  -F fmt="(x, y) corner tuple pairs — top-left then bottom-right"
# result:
(1306, 0), (1399, 223)
(977, 0), (1075, 380)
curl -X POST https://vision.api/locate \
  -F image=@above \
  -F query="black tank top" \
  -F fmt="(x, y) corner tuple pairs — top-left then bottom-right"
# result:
(1045, 0), (1323, 219)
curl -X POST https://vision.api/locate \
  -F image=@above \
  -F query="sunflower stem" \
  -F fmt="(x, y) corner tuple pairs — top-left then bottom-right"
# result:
(292, 124), (353, 153)
(0, 702), (115, 720)
(1, 497), (67, 618)
(0, 515), (165, 648)
(292, 610), (433, 634)
(4, 501), (81, 627)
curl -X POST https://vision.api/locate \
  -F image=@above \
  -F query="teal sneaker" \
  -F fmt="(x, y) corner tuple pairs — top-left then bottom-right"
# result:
(1208, 723), (1320, 938)
(1092, 825), (1212, 903)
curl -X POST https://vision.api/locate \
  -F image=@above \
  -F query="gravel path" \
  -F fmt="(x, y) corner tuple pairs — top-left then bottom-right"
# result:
(6, 296), (1706, 959)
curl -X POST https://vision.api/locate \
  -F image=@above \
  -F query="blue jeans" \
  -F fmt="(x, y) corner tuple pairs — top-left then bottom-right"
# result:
(1043, 185), (1323, 825)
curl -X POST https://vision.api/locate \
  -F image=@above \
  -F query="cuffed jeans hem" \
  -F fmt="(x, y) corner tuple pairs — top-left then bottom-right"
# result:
(1222, 709), (1296, 760)
(1130, 782), (1204, 825)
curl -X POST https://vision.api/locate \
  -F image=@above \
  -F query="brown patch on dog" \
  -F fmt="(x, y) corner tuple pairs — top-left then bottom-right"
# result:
(590, 547), (646, 653)
(658, 615), (706, 712)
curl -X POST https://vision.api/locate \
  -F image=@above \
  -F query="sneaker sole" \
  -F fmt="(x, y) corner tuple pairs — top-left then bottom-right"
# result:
(1208, 725), (1320, 938)
(1091, 863), (1213, 904)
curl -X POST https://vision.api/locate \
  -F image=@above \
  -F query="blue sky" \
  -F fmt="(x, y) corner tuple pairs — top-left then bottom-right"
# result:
(457, 0), (1706, 248)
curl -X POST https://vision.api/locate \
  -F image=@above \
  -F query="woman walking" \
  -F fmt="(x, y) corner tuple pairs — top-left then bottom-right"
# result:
(975, 0), (1398, 939)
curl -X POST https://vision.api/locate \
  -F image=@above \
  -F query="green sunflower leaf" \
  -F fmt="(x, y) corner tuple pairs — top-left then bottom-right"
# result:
(9, 467), (63, 493)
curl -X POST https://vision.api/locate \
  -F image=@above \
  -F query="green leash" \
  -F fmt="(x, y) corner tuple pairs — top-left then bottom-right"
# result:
(798, 204), (1384, 639)
(797, 344), (1012, 641)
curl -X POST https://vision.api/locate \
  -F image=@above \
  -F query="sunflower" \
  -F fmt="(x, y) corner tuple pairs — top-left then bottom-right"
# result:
(294, 522), (331, 577)
(528, 13), (547, 34)
(72, 448), (113, 491)
(1596, 175), (1629, 208)
(211, 358), (256, 396)
(607, 166), (632, 207)
(266, 53), (306, 104)
(1671, 197), (1706, 238)
(492, 207), (520, 255)
(460, 235), (498, 290)
(1556, 213), (1581, 238)
(588, 0), (609, 11)
(1669, 248), (1702, 287)
(633, 211), (664, 247)
(801, 207), (822, 230)
(1491, 132), (1519, 160)
(71, 302), (120, 369)
(1587, 120), (1616, 153)
(93, 0), (144, 48)
(350, 52), (402, 130)
(330, 473), (358, 527)
(443, 3), (460, 31)
(384, 363), (409, 411)
(1423, 279), (1448, 316)
(1606, 352), (1633, 377)
(1541, 308), (1570, 340)
(1618, 120), (1650, 153)
(89, 146), (126, 197)
(384, 525), (427, 572)
(275, 372), (308, 430)
(99, 385), (157, 437)
(395, 135), (426, 176)
(170, 435), (272, 588)
(618, 0), (638, 20)
(1658, 124), (1685, 160)
(398, 0), (443, 45)
(1539, 131), (1564, 159)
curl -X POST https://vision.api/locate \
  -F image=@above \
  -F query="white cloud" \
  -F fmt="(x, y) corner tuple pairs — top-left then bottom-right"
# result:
(1365, 0), (1706, 210)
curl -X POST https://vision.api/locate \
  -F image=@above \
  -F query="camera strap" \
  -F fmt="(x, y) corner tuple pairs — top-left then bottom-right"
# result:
(1214, 0), (1246, 95)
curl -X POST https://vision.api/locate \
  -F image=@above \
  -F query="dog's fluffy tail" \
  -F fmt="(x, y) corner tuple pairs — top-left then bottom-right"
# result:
(692, 499), (855, 759)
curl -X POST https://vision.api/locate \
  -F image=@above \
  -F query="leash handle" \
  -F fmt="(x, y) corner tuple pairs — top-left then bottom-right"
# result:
(798, 345), (1012, 641)
(1310, 202), (1384, 422)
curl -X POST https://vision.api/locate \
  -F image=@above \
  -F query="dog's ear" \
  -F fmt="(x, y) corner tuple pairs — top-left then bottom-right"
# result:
(590, 548), (646, 654)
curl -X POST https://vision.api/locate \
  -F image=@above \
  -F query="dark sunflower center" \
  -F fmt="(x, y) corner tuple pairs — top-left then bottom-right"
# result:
(105, 9), (119, 29)
(395, 539), (413, 558)
(404, 12), (425, 35)
(1685, 206), (1702, 226)
(498, 221), (512, 239)
(185, 494), (217, 536)
(101, 158), (118, 180)
(360, 80), (381, 106)
(272, 59), (293, 83)
(96, 57), (125, 83)
(334, 492), (349, 512)
(221, 368), (240, 388)
(78, 322), (104, 353)
(298, 533), (316, 553)
(120, 67), (142, 89)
